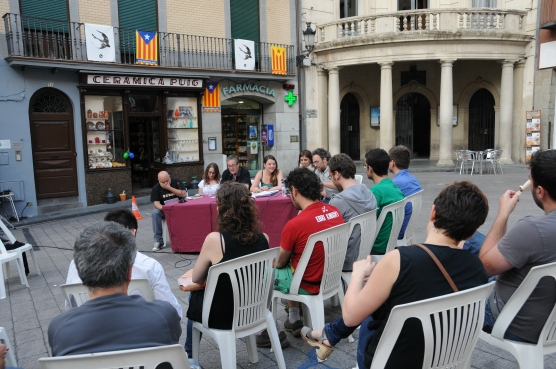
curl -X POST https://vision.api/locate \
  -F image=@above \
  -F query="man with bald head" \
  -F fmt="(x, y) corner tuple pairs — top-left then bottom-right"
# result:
(150, 171), (186, 251)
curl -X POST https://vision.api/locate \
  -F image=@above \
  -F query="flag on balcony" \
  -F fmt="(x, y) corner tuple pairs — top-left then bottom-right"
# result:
(136, 30), (158, 66)
(203, 82), (221, 113)
(85, 23), (116, 62)
(234, 39), (255, 71)
(271, 46), (287, 75)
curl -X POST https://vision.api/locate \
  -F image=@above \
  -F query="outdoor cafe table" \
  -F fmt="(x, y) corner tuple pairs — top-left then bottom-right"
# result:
(162, 193), (298, 252)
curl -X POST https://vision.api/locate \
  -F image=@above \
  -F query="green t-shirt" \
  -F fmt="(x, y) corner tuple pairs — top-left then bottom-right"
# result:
(370, 177), (405, 254)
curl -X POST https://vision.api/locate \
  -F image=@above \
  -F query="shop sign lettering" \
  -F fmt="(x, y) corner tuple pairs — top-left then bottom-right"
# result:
(87, 75), (203, 88)
(221, 84), (275, 97)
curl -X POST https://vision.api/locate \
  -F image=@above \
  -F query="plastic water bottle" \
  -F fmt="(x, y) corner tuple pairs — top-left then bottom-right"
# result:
(281, 179), (287, 197)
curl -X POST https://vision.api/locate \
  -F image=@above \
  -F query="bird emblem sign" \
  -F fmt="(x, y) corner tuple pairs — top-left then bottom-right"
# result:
(234, 39), (255, 71)
(85, 23), (116, 62)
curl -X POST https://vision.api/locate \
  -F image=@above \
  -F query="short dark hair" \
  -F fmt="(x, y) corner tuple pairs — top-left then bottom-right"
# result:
(74, 222), (136, 290)
(389, 145), (411, 169)
(285, 167), (322, 201)
(433, 181), (489, 243)
(530, 150), (556, 201)
(365, 149), (390, 176)
(312, 148), (331, 161)
(104, 209), (138, 230)
(328, 153), (356, 179)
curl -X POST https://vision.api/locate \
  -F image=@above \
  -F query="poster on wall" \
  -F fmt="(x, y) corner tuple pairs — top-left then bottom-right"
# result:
(85, 23), (116, 62)
(525, 110), (541, 164)
(234, 39), (255, 71)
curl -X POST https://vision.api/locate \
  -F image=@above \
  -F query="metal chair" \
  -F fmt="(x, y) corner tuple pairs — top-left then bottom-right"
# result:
(60, 278), (155, 307)
(372, 199), (406, 262)
(370, 282), (495, 369)
(192, 248), (286, 369)
(0, 326), (17, 367)
(483, 149), (503, 174)
(38, 344), (192, 369)
(397, 190), (424, 247)
(271, 223), (350, 331)
(457, 150), (477, 175)
(479, 262), (556, 369)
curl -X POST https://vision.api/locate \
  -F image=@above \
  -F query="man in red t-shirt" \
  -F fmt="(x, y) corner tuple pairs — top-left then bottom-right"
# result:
(257, 167), (343, 348)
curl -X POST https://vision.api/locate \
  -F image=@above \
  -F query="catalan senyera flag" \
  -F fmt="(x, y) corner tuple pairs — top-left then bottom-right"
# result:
(271, 46), (287, 75)
(203, 82), (221, 112)
(136, 30), (158, 66)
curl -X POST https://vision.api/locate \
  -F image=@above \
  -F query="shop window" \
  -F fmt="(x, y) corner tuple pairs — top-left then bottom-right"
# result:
(165, 97), (200, 163)
(340, 0), (357, 18)
(84, 96), (127, 170)
(129, 94), (159, 113)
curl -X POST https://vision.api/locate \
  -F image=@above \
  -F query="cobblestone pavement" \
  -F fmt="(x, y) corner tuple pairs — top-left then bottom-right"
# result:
(1, 163), (555, 369)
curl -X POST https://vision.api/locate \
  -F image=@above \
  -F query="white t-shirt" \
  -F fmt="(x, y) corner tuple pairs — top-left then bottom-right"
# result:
(65, 251), (183, 319)
(198, 180), (220, 194)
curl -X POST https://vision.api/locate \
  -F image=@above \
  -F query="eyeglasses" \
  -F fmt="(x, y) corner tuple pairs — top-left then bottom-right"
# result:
(363, 164), (368, 169)
(208, 171), (216, 175)
(227, 164), (237, 169)
(312, 161), (319, 165)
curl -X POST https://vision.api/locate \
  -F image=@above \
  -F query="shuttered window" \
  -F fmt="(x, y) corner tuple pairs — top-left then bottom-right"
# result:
(118, 0), (157, 32)
(230, 0), (260, 43)
(20, 0), (68, 21)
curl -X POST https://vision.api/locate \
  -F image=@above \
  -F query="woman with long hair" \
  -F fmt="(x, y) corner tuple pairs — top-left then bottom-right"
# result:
(250, 155), (284, 192)
(198, 163), (221, 195)
(299, 149), (315, 171)
(183, 182), (271, 356)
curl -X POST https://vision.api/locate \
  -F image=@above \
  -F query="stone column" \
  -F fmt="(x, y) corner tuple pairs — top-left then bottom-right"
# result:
(499, 60), (515, 164)
(328, 67), (341, 154)
(512, 61), (525, 163)
(437, 59), (456, 167)
(379, 62), (394, 150)
(318, 68), (329, 149)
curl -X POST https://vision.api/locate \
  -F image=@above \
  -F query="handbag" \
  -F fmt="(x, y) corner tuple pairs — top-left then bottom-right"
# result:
(178, 269), (206, 292)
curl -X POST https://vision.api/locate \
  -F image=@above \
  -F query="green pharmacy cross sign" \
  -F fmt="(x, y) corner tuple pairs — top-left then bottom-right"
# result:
(284, 91), (298, 106)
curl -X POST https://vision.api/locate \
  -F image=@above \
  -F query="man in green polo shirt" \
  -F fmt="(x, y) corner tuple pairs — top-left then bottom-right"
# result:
(365, 149), (404, 254)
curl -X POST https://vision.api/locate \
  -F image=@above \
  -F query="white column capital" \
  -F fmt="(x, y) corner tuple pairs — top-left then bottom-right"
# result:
(499, 59), (518, 68)
(377, 61), (394, 68)
(439, 59), (457, 67)
(328, 67), (340, 74)
(317, 67), (328, 76)
(514, 60), (527, 69)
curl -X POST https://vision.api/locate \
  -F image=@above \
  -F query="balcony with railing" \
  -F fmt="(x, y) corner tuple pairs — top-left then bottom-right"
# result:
(2, 13), (296, 75)
(315, 8), (528, 46)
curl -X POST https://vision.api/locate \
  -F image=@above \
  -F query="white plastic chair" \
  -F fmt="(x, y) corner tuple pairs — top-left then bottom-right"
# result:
(372, 199), (405, 263)
(192, 248), (286, 369)
(354, 174), (363, 184)
(162, 219), (171, 247)
(0, 220), (41, 276)
(271, 223), (350, 330)
(0, 326), (17, 367)
(0, 227), (29, 299)
(397, 190), (424, 247)
(60, 278), (155, 307)
(38, 344), (192, 369)
(370, 282), (495, 369)
(479, 262), (556, 369)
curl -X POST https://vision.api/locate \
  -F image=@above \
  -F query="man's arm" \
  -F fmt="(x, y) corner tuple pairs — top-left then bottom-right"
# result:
(277, 247), (292, 268)
(479, 190), (519, 276)
(239, 168), (252, 188)
(153, 200), (163, 211)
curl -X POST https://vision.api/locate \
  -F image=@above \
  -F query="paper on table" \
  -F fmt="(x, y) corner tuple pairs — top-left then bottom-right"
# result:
(251, 190), (279, 198)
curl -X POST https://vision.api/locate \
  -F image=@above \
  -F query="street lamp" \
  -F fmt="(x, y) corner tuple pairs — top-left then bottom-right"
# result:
(296, 22), (316, 67)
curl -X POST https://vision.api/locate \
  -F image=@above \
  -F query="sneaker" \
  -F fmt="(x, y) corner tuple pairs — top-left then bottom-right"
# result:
(256, 329), (289, 348)
(153, 242), (164, 251)
(284, 319), (304, 337)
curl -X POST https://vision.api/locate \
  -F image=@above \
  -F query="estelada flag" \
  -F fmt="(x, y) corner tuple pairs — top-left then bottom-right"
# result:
(203, 82), (221, 112)
(271, 46), (287, 75)
(136, 30), (158, 66)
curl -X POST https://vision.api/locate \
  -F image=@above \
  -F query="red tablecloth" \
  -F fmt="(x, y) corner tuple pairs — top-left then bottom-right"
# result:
(163, 194), (298, 252)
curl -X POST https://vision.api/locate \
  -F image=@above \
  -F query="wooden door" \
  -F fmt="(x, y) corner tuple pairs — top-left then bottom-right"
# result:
(340, 93), (360, 160)
(468, 88), (495, 151)
(29, 89), (78, 198)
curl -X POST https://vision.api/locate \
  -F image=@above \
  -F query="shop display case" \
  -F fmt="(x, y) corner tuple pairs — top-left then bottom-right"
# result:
(84, 96), (127, 169)
(222, 114), (260, 174)
(165, 97), (200, 164)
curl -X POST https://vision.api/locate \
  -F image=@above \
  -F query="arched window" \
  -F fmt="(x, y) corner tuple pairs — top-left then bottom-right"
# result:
(31, 92), (69, 113)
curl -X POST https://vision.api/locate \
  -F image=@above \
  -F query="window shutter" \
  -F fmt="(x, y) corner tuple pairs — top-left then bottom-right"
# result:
(230, 0), (260, 43)
(20, 0), (68, 21)
(118, 0), (157, 31)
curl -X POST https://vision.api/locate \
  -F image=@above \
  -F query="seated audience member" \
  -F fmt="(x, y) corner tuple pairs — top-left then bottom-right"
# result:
(184, 182), (270, 356)
(198, 163), (221, 195)
(312, 148), (339, 201)
(299, 149), (315, 172)
(388, 145), (422, 239)
(365, 149), (404, 254)
(256, 168), (344, 348)
(48, 222), (181, 356)
(251, 155), (284, 192)
(221, 155), (251, 187)
(65, 208), (182, 318)
(151, 171), (186, 251)
(480, 149), (556, 343)
(301, 181), (489, 368)
(329, 153), (377, 271)
(0, 343), (23, 369)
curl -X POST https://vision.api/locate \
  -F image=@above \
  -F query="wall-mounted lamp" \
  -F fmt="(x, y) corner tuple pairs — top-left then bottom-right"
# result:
(296, 22), (316, 67)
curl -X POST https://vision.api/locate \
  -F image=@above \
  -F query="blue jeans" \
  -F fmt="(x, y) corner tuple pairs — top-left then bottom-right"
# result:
(185, 295), (202, 358)
(324, 315), (377, 369)
(152, 208), (165, 243)
(483, 298), (531, 343)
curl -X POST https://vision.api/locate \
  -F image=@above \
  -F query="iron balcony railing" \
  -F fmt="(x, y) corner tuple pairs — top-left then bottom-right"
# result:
(2, 13), (296, 74)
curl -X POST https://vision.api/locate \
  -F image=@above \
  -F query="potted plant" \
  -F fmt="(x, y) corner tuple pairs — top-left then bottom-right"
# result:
(119, 190), (127, 202)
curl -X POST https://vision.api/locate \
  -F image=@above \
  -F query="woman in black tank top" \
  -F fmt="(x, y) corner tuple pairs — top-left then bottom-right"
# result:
(183, 182), (269, 356)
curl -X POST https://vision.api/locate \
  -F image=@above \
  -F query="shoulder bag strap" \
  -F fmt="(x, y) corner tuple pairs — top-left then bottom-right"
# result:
(413, 243), (458, 292)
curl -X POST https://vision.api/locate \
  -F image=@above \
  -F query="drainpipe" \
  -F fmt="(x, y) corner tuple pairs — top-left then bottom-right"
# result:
(296, 0), (305, 151)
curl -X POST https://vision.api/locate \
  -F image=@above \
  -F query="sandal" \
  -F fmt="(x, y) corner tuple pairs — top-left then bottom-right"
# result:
(301, 326), (334, 362)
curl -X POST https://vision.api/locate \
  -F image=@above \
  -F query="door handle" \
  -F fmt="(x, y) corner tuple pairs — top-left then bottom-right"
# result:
(50, 155), (59, 158)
